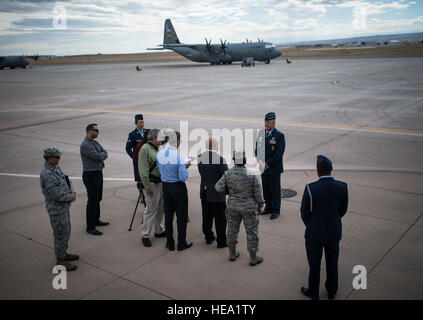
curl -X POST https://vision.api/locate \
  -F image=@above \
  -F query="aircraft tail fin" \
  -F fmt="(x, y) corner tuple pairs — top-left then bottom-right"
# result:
(163, 19), (180, 45)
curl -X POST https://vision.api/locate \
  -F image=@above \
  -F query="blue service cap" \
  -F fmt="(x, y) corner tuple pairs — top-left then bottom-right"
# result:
(135, 114), (144, 121)
(265, 112), (276, 121)
(316, 155), (333, 170)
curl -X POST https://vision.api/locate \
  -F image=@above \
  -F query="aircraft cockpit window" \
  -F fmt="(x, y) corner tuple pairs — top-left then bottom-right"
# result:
(265, 44), (276, 49)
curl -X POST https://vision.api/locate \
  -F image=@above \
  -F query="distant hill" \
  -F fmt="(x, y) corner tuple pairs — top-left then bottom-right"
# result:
(278, 32), (423, 46)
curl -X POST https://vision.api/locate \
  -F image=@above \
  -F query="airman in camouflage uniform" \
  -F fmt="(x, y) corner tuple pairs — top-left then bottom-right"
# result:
(215, 150), (265, 266)
(40, 146), (79, 271)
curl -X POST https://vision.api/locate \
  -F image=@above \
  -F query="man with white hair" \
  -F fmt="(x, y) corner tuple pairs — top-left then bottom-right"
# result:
(197, 137), (228, 248)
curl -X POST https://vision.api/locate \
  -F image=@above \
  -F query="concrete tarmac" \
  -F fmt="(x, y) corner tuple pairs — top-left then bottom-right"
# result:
(0, 57), (422, 299)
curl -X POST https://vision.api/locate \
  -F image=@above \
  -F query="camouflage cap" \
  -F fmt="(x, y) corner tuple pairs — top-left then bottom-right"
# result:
(233, 150), (246, 164)
(43, 146), (62, 158)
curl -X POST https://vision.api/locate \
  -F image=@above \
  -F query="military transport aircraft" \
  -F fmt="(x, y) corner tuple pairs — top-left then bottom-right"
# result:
(0, 54), (39, 69)
(148, 19), (282, 65)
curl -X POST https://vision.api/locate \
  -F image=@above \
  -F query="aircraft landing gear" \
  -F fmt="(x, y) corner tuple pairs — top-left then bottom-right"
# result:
(265, 59), (270, 64)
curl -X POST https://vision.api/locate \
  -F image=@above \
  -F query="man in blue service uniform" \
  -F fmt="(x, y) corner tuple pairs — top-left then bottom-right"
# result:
(300, 155), (348, 300)
(255, 112), (286, 220)
(125, 114), (146, 187)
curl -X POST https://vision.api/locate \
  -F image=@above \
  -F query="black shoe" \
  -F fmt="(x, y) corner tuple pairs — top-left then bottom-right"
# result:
(64, 253), (79, 261)
(87, 229), (103, 236)
(206, 236), (216, 245)
(270, 214), (280, 220)
(154, 231), (166, 238)
(217, 243), (228, 249)
(301, 287), (319, 300)
(96, 220), (109, 226)
(142, 237), (152, 247)
(166, 242), (175, 251)
(177, 242), (193, 251)
(261, 210), (271, 215)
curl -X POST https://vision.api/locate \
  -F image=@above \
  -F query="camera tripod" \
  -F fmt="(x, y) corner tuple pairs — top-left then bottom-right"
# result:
(128, 187), (146, 231)
(128, 184), (190, 231)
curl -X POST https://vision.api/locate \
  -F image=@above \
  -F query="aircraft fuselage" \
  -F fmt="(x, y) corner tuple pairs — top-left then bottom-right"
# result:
(0, 56), (30, 69)
(168, 42), (281, 64)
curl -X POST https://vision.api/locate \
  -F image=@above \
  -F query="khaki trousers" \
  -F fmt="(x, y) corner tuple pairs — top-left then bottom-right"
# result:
(141, 182), (165, 238)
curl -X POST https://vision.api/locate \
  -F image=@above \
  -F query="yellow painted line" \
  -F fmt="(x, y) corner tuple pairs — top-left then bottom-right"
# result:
(5, 107), (423, 136)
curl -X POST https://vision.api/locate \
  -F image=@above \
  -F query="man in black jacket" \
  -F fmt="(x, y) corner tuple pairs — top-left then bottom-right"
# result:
(197, 137), (229, 248)
(300, 155), (348, 300)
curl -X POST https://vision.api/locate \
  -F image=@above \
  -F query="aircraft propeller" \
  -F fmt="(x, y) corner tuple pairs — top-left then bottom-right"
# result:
(220, 39), (227, 55)
(205, 38), (212, 54)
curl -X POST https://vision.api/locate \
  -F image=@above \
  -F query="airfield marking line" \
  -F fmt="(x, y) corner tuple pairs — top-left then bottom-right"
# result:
(2, 106), (423, 136)
(39, 107), (423, 136)
(0, 111), (106, 132)
(344, 210), (423, 300)
(0, 172), (133, 181)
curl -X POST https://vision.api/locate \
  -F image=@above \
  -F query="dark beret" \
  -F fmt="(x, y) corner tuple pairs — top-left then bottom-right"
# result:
(316, 155), (333, 170)
(135, 114), (144, 121)
(265, 112), (276, 121)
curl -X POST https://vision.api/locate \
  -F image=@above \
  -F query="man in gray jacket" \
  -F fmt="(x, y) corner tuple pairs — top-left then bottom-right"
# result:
(80, 123), (109, 236)
(40, 146), (79, 271)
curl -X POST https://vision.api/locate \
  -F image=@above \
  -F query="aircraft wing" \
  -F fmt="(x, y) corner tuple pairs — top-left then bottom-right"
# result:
(147, 44), (204, 51)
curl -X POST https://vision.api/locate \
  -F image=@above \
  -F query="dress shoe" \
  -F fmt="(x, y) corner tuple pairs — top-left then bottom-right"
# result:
(325, 283), (336, 300)
(261, 210), (271, 215)
(166, 242), (175, 251)
(96, 220), (109, 226)
(154, 231), (166, 238)
(217, 243), (228, 249)
(142, 237), (152, 247)
(56, 260), (77, 271)
(87, 229), (103, 236)
(64, 253), (79, 261)
(206, 235), (216, 245)
(177, 242), (193, 251)
(270, 213), (280, 220)
(301, 287), (319, 300)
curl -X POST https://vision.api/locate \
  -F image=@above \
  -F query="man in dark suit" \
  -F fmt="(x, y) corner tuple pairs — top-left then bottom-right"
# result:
(125, 114), (146, 186)
(300, 155), (348, 300)
(197, 137), (229, 248)
(255, 112), (286, 220)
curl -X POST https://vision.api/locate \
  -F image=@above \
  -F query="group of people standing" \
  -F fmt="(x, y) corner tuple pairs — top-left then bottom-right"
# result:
(40, 111), (348, 300)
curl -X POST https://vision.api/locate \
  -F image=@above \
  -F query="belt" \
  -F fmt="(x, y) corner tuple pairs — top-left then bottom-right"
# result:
(162, 181), (185, 185)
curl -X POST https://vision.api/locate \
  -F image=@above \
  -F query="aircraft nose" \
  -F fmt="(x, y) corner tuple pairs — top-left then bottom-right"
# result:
(275, 49), (282, 58)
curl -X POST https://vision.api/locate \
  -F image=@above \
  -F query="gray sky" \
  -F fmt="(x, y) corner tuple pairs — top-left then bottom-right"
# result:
(1, 0), (422, 55)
